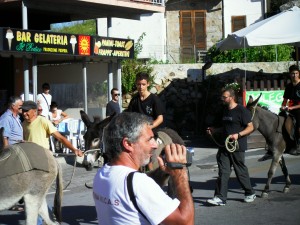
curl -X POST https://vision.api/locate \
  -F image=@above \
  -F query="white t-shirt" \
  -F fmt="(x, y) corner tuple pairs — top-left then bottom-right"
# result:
(93, 165), (180, 225)
(49, 109), (63, 122)
(37, 93), (52, 118)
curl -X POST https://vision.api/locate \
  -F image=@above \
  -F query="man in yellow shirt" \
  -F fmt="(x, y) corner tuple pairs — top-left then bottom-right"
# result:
(22, 100), (83, 157)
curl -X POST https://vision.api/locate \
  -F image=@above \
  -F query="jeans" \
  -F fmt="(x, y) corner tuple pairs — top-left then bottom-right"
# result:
(37, 215), (43, 225)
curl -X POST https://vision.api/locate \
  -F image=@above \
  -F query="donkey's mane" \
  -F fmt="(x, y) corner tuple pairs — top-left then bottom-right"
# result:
(257, 104), (279, 116)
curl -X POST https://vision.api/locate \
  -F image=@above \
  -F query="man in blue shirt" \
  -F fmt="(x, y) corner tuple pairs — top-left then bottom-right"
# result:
(0, 96), (24, 212)
(0, 96), (24, 147)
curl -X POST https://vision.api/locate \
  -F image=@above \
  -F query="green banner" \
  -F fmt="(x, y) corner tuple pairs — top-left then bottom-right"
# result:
(245, 90), (284, 114)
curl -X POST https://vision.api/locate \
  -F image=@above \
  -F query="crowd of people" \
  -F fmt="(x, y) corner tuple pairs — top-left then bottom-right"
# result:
(1, 65), (300, 224)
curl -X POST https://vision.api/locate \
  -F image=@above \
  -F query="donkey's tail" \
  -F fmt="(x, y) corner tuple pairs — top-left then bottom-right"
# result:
(53, 162), (63, 222)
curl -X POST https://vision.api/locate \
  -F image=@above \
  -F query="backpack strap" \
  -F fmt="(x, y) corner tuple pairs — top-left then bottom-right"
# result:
(41, 93), (50, 109)
(127, 171), (150, 223)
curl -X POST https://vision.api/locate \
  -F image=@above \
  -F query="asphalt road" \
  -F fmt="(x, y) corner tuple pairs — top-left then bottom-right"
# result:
(1, 145), (300, 225)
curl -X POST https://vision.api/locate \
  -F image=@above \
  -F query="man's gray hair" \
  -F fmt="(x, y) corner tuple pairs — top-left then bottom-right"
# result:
(103, 112), (152, 161)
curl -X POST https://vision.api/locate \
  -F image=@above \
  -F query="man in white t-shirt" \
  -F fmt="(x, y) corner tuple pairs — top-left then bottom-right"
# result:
(37, 83), (52, 118)
(93, 112), (194, 225)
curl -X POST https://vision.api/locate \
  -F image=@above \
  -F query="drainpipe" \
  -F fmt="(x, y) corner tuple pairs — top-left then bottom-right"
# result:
(22, 1), (30, 101)
(222, 0), (225, 38)
(107, 17), (113, 102)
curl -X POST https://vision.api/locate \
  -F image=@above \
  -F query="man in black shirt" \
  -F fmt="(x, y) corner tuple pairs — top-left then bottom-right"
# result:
(106, 88), (121, 117)
(206, 88), (255, 206)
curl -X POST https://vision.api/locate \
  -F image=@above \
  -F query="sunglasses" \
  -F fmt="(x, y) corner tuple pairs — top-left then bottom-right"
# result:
(114, 93), (120, 96)
(38, 109), (43, 112)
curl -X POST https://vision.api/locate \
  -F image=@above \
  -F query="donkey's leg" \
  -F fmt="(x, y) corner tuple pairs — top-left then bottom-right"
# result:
(261, 155), (280, 198)
(23, 194), (40, 225)
(39, 198), (58, 225)
(279, 156), (291, 193)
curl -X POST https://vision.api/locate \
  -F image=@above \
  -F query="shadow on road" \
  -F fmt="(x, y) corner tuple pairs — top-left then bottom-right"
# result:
(61, 205), (97, 224)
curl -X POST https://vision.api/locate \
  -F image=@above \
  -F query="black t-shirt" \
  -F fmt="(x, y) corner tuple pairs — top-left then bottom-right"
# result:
(222, 104), (251, 152)
(127, 93), (165, 128)
(283, 82), (300, 106)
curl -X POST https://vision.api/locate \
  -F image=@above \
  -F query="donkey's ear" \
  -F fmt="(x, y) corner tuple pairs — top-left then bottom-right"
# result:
(253, 93), (262, 105)
(80, 110), (92, 127)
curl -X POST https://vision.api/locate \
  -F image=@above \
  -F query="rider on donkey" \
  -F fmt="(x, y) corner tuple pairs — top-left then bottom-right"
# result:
(260, 65), (300, 160)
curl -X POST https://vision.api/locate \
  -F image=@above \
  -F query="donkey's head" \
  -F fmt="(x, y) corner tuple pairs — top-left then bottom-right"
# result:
(80, 110), (114, 170)
(246, 93), (262, 129)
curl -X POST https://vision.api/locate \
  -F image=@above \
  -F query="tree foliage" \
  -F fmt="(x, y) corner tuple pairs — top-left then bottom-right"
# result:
(121, 32), (154, 94)
(207, 44), (294, 63)
(51, 20), (96, 35)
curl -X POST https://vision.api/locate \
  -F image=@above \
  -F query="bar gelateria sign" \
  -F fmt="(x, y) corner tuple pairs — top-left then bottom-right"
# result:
(0, 28), (134, 59)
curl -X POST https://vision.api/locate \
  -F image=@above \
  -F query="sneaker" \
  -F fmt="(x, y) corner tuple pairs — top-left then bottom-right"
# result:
(244, 194), (256, 203)
(287, 147), (300, 155)
(207, 197), (226, 206)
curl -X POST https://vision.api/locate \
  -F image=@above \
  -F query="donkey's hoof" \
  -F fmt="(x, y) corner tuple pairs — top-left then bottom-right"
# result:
(261, 191), (269, 198)
(283, 187), (290, 193)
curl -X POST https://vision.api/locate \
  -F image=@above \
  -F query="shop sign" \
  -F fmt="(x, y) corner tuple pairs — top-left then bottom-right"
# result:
(93, 37), (134, 59)
(1, 28), (90, 56)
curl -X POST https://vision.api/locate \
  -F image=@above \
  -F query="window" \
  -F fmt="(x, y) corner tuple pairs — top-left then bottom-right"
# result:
(180, 10), (206, 62)
(231, 16), (246, 32)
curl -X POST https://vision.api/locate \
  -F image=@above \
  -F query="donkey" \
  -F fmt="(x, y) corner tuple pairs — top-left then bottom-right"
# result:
(80, 110), (186, 195)
(0, 128), (63, 225)
(247, 94), (292, 198)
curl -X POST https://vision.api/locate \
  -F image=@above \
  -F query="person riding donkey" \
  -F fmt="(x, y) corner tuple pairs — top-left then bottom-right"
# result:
(260, 65), (300, 161)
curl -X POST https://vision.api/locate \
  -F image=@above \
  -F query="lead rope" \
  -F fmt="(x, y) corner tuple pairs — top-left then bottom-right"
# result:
(225, 136), (239, 153)
(209, 133), (239, 152)
(53, 148), (102, 190)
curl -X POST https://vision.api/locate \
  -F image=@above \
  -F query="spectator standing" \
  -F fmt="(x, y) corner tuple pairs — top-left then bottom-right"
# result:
(22, 100), (83, 157)
(0, 96), (24, 212)
(49, 101), (69, 127)
(106, 88), (121, 117)
(0, 96), (23, 147)
(206, 88), (256, 206)
(93, 112), (194, 225)
(37, 83), (52, 118)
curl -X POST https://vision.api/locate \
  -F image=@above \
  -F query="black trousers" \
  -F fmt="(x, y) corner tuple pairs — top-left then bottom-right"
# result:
(214, 149), (254, 202)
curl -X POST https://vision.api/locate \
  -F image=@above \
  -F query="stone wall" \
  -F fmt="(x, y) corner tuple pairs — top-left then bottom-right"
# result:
(123, 61), (296, 136)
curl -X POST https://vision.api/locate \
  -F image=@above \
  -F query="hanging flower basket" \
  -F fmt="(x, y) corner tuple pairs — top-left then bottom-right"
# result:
(224, 82), (241, 94)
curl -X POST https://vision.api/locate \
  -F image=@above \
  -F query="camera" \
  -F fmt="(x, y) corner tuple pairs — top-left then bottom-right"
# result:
(161, 147), (193, 169)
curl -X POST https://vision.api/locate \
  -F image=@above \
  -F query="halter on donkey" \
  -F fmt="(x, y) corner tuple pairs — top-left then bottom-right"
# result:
(246, 94), (293, 198)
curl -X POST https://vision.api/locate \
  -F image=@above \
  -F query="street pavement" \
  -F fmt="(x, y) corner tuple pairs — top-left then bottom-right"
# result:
(1, 138), (300, 225)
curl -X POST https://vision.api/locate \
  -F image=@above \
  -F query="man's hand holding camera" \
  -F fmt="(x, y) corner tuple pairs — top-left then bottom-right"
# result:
(157, 143), (188, 174)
